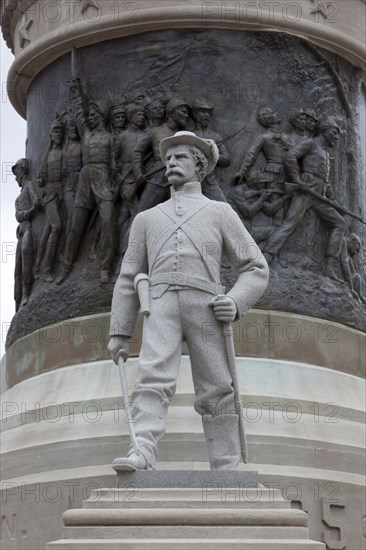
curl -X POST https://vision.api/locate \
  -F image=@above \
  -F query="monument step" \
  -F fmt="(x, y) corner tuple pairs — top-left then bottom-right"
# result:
(64, 508), (307, 527)
(46, 537), (326, 549)
(61, 525), (310, 539)
(83, 488), (289, 509)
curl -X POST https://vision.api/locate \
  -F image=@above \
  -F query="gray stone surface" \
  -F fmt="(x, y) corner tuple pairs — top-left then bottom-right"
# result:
(115, 470), (258, 488)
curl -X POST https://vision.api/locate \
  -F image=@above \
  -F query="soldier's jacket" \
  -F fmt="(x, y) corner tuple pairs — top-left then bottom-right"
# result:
(110, 182), (269, 337)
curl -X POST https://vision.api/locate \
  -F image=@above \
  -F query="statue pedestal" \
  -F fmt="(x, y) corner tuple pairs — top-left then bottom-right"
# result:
(46, 472), (325, 549)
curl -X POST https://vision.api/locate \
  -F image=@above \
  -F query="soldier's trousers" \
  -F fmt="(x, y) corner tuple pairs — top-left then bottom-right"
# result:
(128, 288), (240, 466)
(63, 200), (115, 272)
(264, 192), (346, 259)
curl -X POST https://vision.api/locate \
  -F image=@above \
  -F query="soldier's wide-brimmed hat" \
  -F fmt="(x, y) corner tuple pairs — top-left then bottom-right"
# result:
(159, 131), (220, 175)
(166, 97), (190, 115)
(191, 99), (214, 111)
(12, 158), (29, 175)
(318, 115), (340, 132)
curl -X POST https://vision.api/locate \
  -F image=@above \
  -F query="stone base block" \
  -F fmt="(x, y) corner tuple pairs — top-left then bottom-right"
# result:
(46, 485), (325, 549)
(115, 469), (258, 488)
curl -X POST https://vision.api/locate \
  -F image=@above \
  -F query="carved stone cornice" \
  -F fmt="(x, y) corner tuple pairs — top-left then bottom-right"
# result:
(2, 1), (366, 117)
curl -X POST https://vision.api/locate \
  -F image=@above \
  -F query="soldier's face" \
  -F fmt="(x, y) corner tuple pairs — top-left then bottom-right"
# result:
(67, 122), (78, 140)
(88, 109), (103, 129)
(51, 127), (64, 145)
(323, 126), (339, 147)
(172, 106), (189, 129)
(132, 111), (146, 128)
(165, 145), (198, 187)
(193, 109), (211, 128)
(293, 114), (306, 130)
(112, 112), (126, 129)
(306, 117), (317, 132)
(148, 102), (165, 120)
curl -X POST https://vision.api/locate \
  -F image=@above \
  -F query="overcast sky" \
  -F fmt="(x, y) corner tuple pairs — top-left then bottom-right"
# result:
(1, 40), (27, 357)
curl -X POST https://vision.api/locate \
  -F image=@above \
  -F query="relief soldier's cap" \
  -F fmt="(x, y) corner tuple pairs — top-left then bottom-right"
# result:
(50, 114), (65, 131)
(304, 108), (318, 121)
(110, 103), (127, 115)
(318, 115), (340, 131)
(12, 158), (29, 175)
(191, 99), (214, 111)
(166, 97), (190, 115)
(289, 107), (306, 121)
(159, 131), (220, 175)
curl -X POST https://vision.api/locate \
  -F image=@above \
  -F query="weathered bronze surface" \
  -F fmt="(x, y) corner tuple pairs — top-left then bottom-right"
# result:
(7, 30), (365, 347)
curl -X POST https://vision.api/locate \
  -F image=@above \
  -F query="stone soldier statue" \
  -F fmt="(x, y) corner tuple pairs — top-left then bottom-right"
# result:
(108, 131), (269, 471)
(191, 99), (231, 202)
(13, 158), (41, 310)
(56, 78), (117, 285)
(35, 115), (65, 282)
(61, 111), (82, 235)
(262, 115), (346, 280)
(129, 97), (190, 212)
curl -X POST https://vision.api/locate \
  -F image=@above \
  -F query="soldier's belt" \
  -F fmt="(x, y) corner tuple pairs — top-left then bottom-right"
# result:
(265, 162), (282, 174)
(150, 273), (224, 295)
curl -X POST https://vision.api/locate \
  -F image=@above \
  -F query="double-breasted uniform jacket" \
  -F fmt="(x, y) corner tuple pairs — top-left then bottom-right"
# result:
(110, 182), (269, 338)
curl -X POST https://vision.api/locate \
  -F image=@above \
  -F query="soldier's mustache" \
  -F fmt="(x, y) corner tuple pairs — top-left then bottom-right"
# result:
(166, 168), (185, 177)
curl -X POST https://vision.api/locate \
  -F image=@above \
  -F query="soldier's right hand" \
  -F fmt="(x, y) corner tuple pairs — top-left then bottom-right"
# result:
(108, 336), (130, 365)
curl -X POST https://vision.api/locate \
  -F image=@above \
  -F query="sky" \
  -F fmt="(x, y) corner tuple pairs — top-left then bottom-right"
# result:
(1, 40), (27, 357)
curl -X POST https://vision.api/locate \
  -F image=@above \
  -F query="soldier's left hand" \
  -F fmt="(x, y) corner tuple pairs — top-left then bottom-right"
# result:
(209, 295), (237, 323)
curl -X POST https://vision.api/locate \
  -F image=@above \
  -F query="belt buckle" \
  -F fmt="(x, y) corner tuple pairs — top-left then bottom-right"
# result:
(170, 273), (186, 285)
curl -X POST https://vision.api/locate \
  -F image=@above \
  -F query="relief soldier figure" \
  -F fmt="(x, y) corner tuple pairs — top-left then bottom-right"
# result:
(61, 111), (82, 235)
(287, 107), (307, 147)
(341, 233), (366, 302)
(234, 108), (290, 225)
(56, 78), (117, 285)
(130, 97), (190, 213)
(13, 158), (41, 310)
(262, 115), (346, 280)
(229, 183), (288, 245)
(191, 99), (231, 202)
(108, 131), (269, 471)
(115, 103), (147, 254)
(35, 116), (65, 282)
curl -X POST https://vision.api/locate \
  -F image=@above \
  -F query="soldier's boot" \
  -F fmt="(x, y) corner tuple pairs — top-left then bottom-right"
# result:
(325, 256), (343, 283)
(55, 264), (71, 285)
(20, 284), (31, 308)
(44, 269), (55, 283)
(112, 388), (169, 471)
(202, 413), (241, 470)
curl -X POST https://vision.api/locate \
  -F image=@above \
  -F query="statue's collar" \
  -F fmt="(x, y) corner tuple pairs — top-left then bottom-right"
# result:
(170, 182), (202, 197)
